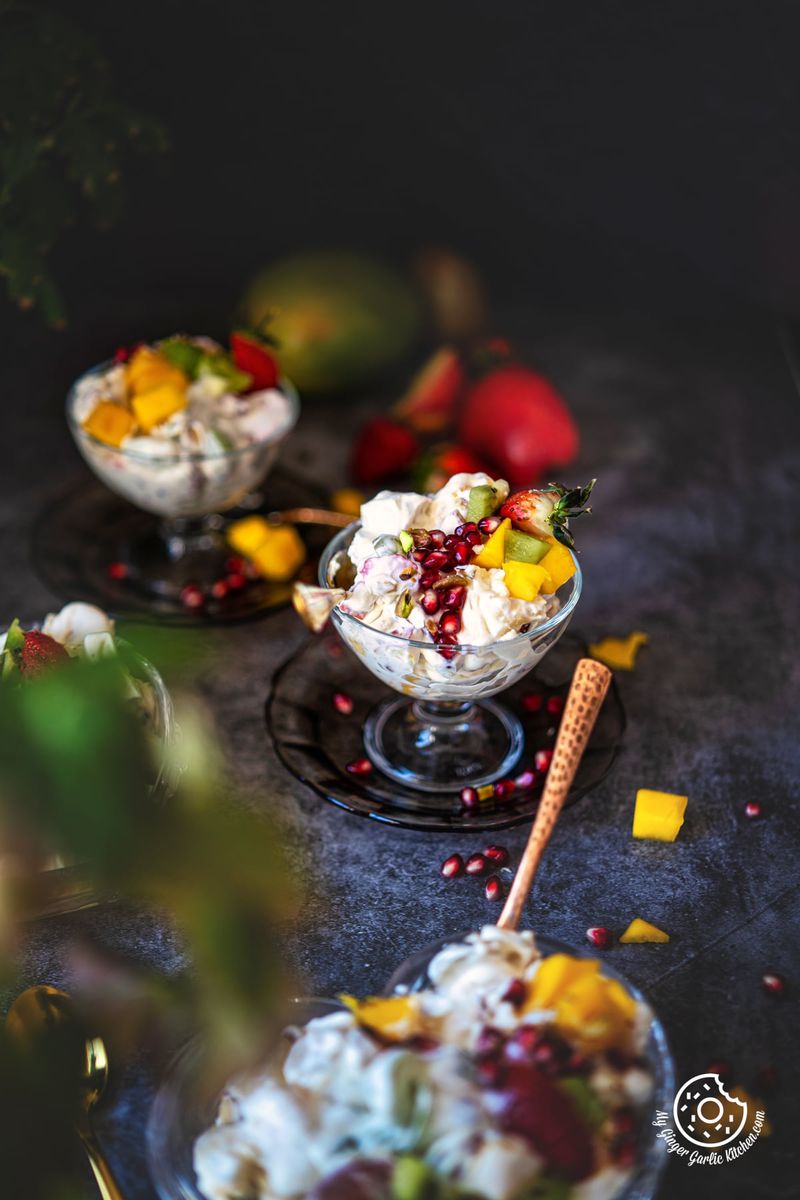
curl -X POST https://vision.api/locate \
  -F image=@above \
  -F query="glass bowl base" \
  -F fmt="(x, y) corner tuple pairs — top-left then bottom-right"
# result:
(363, 697), (524, 792)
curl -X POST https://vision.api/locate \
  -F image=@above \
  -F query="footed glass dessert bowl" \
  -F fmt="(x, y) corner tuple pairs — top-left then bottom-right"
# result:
(319, 522), (582, 792)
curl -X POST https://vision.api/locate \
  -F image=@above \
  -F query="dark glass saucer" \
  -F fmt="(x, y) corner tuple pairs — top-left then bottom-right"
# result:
(266, 630), (626, 831)
(31, 468), (331, 625)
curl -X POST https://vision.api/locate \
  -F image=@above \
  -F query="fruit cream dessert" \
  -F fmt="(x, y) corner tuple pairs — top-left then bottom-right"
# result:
(194, 926), (653, 1200)
(0, 601), (158, 727)
(323, 474), (592, 699)
(69, 332), (297, 518)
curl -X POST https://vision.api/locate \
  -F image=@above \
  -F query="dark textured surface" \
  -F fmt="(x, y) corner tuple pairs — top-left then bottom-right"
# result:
(3, 310), (799, 1199)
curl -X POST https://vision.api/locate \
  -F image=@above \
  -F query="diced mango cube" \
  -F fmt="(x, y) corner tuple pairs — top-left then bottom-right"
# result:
(251, 526), (306, 582)
(126, 346), (187, 395)
(554, 972), (637, 1051)
(525, 953), (599, 1011)
(330, 488), (365, 516)
(340, 994), (422, 1040)
(503, 560), (553, 601)
(473, 517), (510, 569)
(132, 384), (187, 432)
(633, 789), (688, 842)
(619, 918), (670, 944)
(589, 632), (649, 671)
(82, 401), (135, 448)
(538, 541), (576, 593)
(227, 515), (274, 558)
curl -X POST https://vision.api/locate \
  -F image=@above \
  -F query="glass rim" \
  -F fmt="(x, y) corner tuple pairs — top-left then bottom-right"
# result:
(318, 520), (583, 655)
(66, 359), (300, 464)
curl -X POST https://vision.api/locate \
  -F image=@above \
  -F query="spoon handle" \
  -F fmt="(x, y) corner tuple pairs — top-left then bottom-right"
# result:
(78, 1127), (126, 1200)
(497, 657), (612, 931)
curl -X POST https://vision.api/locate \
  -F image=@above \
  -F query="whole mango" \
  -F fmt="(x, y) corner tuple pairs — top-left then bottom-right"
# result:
(240, 252), (421, 394)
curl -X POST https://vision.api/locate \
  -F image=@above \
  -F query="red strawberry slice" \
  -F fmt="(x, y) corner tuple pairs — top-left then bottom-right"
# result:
(19, 631), (69, 676)
(230, 331), (280, 391)
(392, 346), (465, 433)
(488, 1062), (595, 1181)
(351, 417), (419, 485)
(459, 364), (578, 486)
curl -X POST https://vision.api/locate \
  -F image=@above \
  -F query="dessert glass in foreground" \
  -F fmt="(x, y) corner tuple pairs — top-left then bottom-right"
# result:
(316, 473), (586, 792)
(66, 335), (300, 605)
(147, 929), (672, 1200)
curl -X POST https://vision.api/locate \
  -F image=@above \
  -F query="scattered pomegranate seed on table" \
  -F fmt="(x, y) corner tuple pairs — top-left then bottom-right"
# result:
(514, 768), (538, 789)
(493, 778), (516, 801)
(179, 583), (205, 610)
(520, 691), (544, 713)
(484, 844), (509, 866)
(440, 853), (464, 879)
(332, 691), (354, 715)
(534, 747), (554, 772)
(210, 579), (229, 600)
(224, 555), (247, 574)
(503, 978), (526, 1005)
(465, 852), (488, 876)
(744, 800), (763, 819)
(484, 875), (503, 901)
(762, 972), (786, 996)
(460, 786), (479, 810)
(346, 757), (373, 776)
(586, 926), (613, 950)
(226, 571), (248, 591)
(107, 561), (128, 581)
(545, 694), (565, 716)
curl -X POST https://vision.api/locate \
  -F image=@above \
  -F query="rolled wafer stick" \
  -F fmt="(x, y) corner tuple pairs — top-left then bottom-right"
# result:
(497, 657), (612, 930)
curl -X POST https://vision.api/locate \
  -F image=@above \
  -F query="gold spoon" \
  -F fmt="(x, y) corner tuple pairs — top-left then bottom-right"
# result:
(6, 985), (124, 1200)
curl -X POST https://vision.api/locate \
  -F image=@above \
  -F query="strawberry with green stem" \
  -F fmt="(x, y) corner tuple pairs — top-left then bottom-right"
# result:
(501, 479), (596, 549)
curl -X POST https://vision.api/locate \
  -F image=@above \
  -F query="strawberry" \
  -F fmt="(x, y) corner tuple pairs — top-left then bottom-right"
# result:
(489, 1062), (595, 1181)
(410, 442), (487, 492)
(19, 630), (69, 676)
(500, 480), (595, 549)
(459, 364), (579, 485)
(230, 331), (280, 391)
(351, 417), (420, 485)
(392, 346), (466, 433)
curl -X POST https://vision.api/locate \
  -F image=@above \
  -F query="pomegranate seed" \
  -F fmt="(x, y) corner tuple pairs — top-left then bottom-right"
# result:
(112, 345), (130, 363)
(757, 1066), (779, 1092)
(455, 522), (478, 536)
(586, 926), (613, 950)
(441, 853), (464, 879)
(475, 1026), (504, 1058)
(534, 748), (553, 773)
(494, 778), (516, 801)
(224, 555), (247, 574)
(465, 852), (488, 876)
(210, 579), (229, 600)
(346, 757), (373, 776)
(504, 1026), (541, 1061)
(478, 515), (502, 535)
(332, 691), (354, 715)
(428, 529), (446, 548)
(179, 583), (205, 610)
(421, 589), (440, 615)
(435, 631), (458, 660)
(503, 978), (526, 1005)
(460, 786), (479, 810)
(521, 691), (544, 713)
(423, 550), (451, 570)
(465, 529), (483, 546)
(762, 972), (786, 996)
(412, 548), (428, 563)
(485, 844), (509, 866)
(744, 800), (763, 819)
(226, 571), (247, 591)
(107, 560), (128, 581)
(442, 585), (466, 610)
(439, 611), (461, 636)
(515, 768), (538, 789)
(546, 694), (565, 716)
(419, 570), (439, 588)
(452, 540), (472, 564)
(485, 875), (503, 901)
(443, 533), (458, 549)
(705, 1058), (731, 1080)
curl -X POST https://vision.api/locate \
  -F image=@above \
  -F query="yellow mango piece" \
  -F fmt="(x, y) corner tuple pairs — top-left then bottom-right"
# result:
(554, 972), (636, 1052)
(331, 487), (365, 516)
(503, 560), (553, 601)
(340, 994), (422, 1040)
(538, 541), (576, 593)
(589, 632), (648, 671)
(525, 954), (599, 1011)
(82, 401), (135, 448)
(633, 789), (688, 842)
(126, 346), (187, 395)
(619, 918), (670, 944)
(250, 525), (306, 582)
(132, 384), (187, 432)
(473, 517), (510, 569)
(227, 515), (274, 558)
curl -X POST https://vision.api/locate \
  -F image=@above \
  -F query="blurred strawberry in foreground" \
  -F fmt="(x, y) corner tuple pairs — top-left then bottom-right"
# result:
(351, 417), (419, 485)
(230, 330), (280, 391)
(392, 346), (465, 433)
(19, 631), (69, 677)
(460, 362), (578, 486)
(411, 443), (487, 493)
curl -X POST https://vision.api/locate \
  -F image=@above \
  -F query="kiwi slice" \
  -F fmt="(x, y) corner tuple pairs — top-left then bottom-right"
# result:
(504, 529), (549, 563)
(465, 484), (499, 523)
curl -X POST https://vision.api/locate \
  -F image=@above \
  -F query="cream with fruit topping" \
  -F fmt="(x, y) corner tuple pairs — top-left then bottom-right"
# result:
(69, 335), (297, 519)
(327, 473), (589, 700)
(194, 926), (653, 1200)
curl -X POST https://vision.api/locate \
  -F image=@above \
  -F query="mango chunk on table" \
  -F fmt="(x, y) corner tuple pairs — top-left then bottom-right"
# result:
(633, 788), (688, 841)
(620, 918), (670, 943)
(590, 631), (648, 671)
